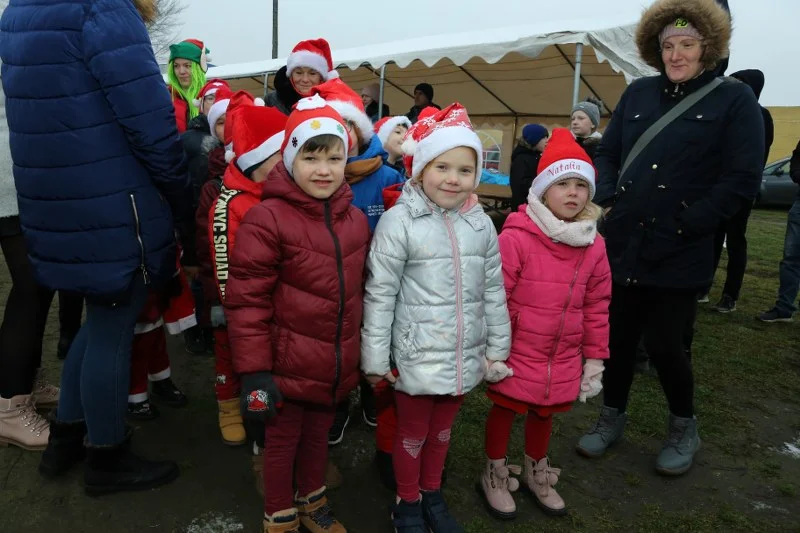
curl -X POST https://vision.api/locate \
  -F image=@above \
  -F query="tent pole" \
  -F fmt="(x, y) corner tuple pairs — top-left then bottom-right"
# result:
(264, 72), (270, 98)
(572, 43), (584, 108)
(378, 64), (386, 120)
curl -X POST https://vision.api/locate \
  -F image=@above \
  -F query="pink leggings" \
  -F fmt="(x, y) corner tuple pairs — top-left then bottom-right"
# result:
(393, 392), (464, 502)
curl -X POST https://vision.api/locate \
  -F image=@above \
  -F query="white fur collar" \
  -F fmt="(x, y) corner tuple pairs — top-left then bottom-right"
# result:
(525, 191), (597, 248)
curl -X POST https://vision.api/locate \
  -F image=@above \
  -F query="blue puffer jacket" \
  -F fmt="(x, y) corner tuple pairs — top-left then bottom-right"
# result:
(348, 136), (404, 232)
(0, 0), (190, 301)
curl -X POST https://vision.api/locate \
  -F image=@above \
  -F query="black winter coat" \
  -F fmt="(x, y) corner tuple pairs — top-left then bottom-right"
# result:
(182, 114), (221, 210)
(366, 101), (391, 123)
(509, 144), (542, 211)
(576, 134), (602, 163)
(595, 71), (764, 289)
(264, 66), (300, 116)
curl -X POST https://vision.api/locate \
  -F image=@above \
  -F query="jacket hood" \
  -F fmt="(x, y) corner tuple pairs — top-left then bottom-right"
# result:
(731, 69), (765, 100)
(262, 161), (354, 220)
(222, 164), (264, 200)
(511, 144), (541, 162)
(636, 0), (731, 71)
(349, 135), (389, 164)
(271, 66), (301, 112)
(133, 0), (157, 24)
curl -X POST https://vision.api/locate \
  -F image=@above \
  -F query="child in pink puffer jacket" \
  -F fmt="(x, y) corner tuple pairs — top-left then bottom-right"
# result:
(479, 128), (611, 519)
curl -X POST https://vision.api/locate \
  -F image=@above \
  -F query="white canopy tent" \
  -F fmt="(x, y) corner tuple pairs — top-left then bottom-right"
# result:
(203, 16), (656, 172)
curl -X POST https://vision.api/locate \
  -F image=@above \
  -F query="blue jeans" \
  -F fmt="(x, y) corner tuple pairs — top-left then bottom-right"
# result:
(57, 275), (149, 446)
(776, 199), (800, 315)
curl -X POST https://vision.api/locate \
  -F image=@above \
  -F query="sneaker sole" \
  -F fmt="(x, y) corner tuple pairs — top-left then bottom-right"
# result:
(84, 467), (180, 497)
(714, 307), (736, 313)
(474, 482), (517, 520)
(362, 410), (378, 428)
(758, 316), (793, 323)
(328, 416), (350, 446)
(0, 438), (46, 452)
(520, 484), (568, 517)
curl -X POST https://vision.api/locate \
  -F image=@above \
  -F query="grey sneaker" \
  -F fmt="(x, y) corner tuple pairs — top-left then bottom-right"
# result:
(655, 414), (700, 476)
(713, 294), (737, 313)
(576, 406), (626, 458)
(757, 308), (792, 323)
(697, 293), (710, 304)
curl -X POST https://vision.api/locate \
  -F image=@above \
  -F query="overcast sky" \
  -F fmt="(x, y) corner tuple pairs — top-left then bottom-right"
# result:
(179, 0), (798, 106)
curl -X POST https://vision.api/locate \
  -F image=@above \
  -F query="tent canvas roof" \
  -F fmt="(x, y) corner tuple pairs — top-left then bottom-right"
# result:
(204, 16), (656, 122)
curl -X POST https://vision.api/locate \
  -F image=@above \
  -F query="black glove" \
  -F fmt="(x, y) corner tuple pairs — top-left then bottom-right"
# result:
(240, 372), (283, 423)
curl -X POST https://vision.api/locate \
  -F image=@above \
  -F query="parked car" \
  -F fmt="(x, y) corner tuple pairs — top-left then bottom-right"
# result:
(757, 157), (797, 207)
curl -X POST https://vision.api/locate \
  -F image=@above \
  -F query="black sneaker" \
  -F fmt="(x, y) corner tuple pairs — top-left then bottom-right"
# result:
(697, 293), (710, 304)
(421, 490), (463, 532)
(391, 499), (428, 533)
(328, 401), (350, 446)
(361, 385), (377, 428)
(757, 308), (793, 323)
(183, 326), (210, 355)
(713, 294), (737, 313)
(150, 378), (188, 408)
(127, 400), (160, 421)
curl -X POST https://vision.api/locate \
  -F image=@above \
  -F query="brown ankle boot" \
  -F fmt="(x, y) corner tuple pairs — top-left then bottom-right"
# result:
(296, 487), (346, 532)
(263, 508), (300, 533)
(31, 368), (60, 409)
(524, 455), (566, 516)
(217, 399), (246, 446)
(0, 395), (50, 450)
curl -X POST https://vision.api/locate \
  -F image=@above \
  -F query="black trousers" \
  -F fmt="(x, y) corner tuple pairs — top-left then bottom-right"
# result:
(0, 231), (54, 398)
(603, 283), (696, 418)
(708, 202), (753, 300)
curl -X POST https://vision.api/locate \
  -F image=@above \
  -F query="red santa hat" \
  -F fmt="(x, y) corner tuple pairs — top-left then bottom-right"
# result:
(281, 94), (349, 176)
(531, 128), (596, 200)
(374, 116), (412, 147)
(286, 38), (339, 81)
(230, 106), (289, 175)
(193, 79), (230, 108)
(401, 103), (483, 185)
(223, 91), (266, 161)
(312, 79), (373, 143)
(207, 87), (234, 141)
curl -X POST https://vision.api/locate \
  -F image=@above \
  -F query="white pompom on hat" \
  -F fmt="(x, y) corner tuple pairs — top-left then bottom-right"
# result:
(286, 38), (339, 81)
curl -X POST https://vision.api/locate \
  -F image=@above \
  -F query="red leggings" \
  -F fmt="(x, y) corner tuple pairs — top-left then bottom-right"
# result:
(393, 392), (464, 502)
(263, 399), (335, 514)
(374, 380), (397, 454)
(128, 328), (170, 402)
(484, 403), (552, 461)
(213, 328), (239, 401)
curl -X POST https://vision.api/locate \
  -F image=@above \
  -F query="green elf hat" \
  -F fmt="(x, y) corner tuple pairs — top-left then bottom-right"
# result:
(169, 39), (211, 72)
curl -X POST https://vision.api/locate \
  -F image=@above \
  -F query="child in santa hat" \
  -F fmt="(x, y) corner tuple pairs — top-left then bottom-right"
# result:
(207, 100), (287, 451)
(361, 103), (512, 533)
(374, 115), (412, 177)
(127, 258), (195, 420)
(265, 38), (338, 116)
(183, 82), (234, 356)
(479, 128), (610, 519)
(226, 94), (369, 533)
(167, 38), (211, 133)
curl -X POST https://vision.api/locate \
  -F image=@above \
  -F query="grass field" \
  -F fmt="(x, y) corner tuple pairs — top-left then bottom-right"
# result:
(0, 208), (798, 533)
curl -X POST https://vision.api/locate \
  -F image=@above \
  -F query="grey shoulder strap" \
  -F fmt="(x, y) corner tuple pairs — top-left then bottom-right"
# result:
(617, 77), (725, 187)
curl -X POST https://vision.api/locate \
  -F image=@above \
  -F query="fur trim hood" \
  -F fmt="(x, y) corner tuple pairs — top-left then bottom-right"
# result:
(636, 0), (731, 71)
(133, 0), (157, 24)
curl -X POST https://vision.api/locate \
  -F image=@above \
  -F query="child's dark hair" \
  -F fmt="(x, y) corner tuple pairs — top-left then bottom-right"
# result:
(300, 134), (345, 154)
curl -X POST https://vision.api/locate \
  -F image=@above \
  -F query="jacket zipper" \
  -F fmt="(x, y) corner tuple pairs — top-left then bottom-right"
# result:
(129, 194), (150, 285)
(544, 249), (587, 399)
(443, 212), (464, 395)
(324, 201), (345, 405)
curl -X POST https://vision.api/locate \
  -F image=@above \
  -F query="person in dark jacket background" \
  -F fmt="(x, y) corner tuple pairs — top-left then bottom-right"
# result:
(406, 83), (441, 123)
(759, 139), (800, 322)
(571, 99), (603, 161)
(704, 69), (774, 313)
(509, 124), (548, 211)
(575, 0), (764, 477)
(0, 0), (192, 493)
(361, 83), (391, 123)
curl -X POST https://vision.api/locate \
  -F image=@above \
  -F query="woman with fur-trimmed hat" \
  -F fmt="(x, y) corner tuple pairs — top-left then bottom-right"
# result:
(576, 0), (765, 477)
